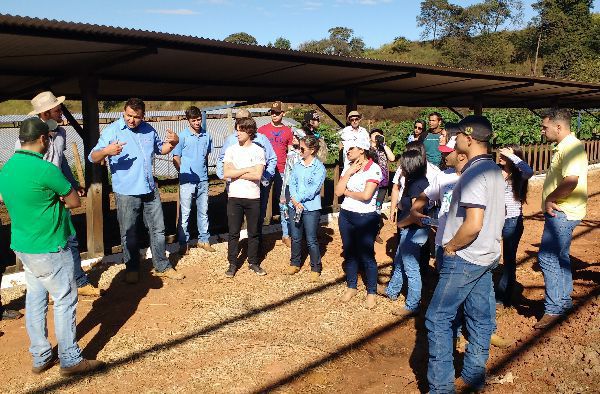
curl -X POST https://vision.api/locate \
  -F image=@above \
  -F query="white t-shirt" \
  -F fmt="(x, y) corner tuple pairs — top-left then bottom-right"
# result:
(340, 160), (382, 213)
(223, 143), (266, 199)
(392, 161), (441, 196)
(424, 169), (460, 246)
(338, 126), (369, 169)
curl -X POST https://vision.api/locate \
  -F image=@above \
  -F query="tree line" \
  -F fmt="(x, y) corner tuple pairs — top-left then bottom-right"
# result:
(223, 0), (600, 83)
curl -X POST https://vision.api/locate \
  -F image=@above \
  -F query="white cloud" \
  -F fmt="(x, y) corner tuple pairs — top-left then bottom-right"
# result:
(145, 9), (200, 15)
(336, 0), (392, 5)
(303, 1), (323, 11)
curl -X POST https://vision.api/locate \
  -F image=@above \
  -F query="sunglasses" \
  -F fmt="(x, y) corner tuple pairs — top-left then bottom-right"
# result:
(415, 126), (423, 130)
(300, 147), (308, 153)
(349, 117), (360, 122)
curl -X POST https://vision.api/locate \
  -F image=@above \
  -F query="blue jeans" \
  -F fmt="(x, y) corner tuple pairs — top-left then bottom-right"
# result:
(386, 226), (429, 311)
(115, 189), (172, 273)
(177, 181), (210, 244)
(425, 254), (497, 393)
(16, 248), (83, 368)
(259, 171), (284, 236)
(538, 211), (580, 315)
(497, 215), (524, 306)
(67, 234), (90, 288)
(290, 207), (321, 272)
(338, 209), (379, 294)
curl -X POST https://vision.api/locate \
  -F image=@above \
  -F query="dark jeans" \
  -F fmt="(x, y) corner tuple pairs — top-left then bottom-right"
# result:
(375, 187), (387, 210)
(496, 215), (524, 306)
(290, 207), (322, 272)
(259, 171), (283, 235)
(115, 189), (171, 273)
(338, 209), (379, 294)
(227, 197), (261, 267)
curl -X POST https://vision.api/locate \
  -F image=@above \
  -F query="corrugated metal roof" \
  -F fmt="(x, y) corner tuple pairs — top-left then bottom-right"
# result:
(1, 14), (600, 109)
(0, 116), (298, 178)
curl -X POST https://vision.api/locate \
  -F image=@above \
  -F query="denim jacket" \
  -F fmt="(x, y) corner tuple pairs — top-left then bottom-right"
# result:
(288, 158), (326, 211)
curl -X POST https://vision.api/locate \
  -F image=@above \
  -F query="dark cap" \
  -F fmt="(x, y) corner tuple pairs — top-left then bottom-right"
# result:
(457, 115), (493, 142)
(19, 117), (56, 143)
(269, 101), (284, 113)
(443, 122), (460, 138)
(303, 110), (320, 123)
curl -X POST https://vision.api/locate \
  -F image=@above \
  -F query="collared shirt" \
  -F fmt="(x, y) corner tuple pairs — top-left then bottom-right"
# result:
(0, 150), (74, 253)
(88, 116), (163, 196)
(15, 126), (78, 188)
(288, 157), (326, 212)
(216, 132), (277, 180)
(442, 154), (505, 266)
(340, 159), (382, 213)
(172, 127), (212, 184)
(542, 133), (588, 220)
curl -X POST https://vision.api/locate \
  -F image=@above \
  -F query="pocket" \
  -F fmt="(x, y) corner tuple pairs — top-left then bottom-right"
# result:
(19, 253), (55, 279)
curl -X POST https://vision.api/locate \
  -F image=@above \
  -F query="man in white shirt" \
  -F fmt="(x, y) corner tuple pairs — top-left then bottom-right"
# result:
(223, 117), (266, 278)
(338, 110), (369, 170)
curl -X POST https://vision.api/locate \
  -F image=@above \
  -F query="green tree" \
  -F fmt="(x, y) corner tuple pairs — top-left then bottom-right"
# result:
(390, 36), (412, 53)
(273, 37), (291, 50)
(531, 0), (593, 79)
(298, 27), (365, 56)
(224, 32), (258, 45)
(417, 0), (453, 45)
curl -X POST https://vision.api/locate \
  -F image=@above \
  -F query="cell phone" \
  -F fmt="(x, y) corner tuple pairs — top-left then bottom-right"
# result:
(421, 216), (439, 227)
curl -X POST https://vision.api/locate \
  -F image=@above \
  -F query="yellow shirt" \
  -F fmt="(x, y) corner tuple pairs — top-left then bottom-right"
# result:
(542, 134), (588, 220)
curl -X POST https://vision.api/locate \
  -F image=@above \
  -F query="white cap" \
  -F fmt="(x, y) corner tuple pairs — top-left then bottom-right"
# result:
(343, 133), (371, 150)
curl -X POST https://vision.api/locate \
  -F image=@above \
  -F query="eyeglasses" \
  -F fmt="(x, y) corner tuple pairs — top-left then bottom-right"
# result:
(415, 126), (423, 130)
(349, 117), (360, 122)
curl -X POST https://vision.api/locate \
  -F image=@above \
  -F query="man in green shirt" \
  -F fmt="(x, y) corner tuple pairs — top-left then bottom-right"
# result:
(0, 117), (104, 376)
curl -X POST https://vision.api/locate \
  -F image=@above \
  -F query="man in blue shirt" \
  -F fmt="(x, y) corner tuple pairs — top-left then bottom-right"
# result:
(172, 106), (215, 255)
(89, 98), (184, 284)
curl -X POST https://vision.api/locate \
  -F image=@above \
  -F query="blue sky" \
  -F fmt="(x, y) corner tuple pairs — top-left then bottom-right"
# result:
(1, 0), (598, 48)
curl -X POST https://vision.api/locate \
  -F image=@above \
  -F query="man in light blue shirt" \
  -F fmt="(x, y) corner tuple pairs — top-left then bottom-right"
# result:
(172, 106), (215, 254)
(216, 109), (277, 181)
(89, 98), (184, 284)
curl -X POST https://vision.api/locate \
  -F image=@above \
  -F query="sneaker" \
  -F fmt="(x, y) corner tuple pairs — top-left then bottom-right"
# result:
(199, 242), (216, 253)
(124, 271), (139, 284)
(225, 264), (238, 278)
(282, 236), (292, 248)
(154, 268), (185, 280)
(78, 283), (103, 297)
(285, 265), (301, 275)
(59, 359), (106, 377)
(249, 264), (267, 276)
(32, 355), (58, 374)
(0, 308), (23, 320)
(375, 235), (383, 244)
(309, 271), (321, 282)
(391, 307), (418, 318)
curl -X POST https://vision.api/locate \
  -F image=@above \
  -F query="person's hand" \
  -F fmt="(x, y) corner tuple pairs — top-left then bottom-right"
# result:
(544, 198), (562, 217)
(410, 210), (428, 227)
(76, 186), (86, 197)
(498, 147), (514, 158)
(443, 243), (456, 256)
(347, 160), (362, 175)
(165, 129), (179, 146)
(104, 140), (126, 156)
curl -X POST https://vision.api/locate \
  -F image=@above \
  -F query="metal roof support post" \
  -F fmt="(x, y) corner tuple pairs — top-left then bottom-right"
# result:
(60, 103), (84, 137)
(345, 88), (358, 120)
(80, 75), (106, 258)
(306, 95), (344, 128)
(473, 97), (483, 116)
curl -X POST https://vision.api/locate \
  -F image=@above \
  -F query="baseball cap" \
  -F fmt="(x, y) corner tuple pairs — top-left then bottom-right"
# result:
(234, 109), (252, 119)
(269, 101), (284, 113)
(343, 133), (371, 151)
(19, 117), (57, 143)
(347, 110), (361, 120)
(439, 136), (457, 153)
(444, 122), (460, 138)
(457, 115), (493, 142)
(303, 110), (320, 123)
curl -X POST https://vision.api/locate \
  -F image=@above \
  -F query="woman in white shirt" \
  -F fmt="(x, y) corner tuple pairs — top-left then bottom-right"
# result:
(335, 133), (383, 309)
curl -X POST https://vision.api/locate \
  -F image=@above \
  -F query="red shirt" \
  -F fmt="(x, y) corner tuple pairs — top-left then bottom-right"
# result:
(258, 123), (293, 173)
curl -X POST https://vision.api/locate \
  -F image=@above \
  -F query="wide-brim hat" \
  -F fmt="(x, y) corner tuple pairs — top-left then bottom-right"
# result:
(28, 91), (66, 115)
(347, 110), (361, 120)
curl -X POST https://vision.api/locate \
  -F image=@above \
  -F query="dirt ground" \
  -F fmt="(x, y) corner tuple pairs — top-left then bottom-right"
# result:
(0, 169), (599, 394)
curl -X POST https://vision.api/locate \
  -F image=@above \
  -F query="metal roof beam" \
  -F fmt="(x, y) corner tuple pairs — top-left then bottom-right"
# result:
(410, 82), (534, 107)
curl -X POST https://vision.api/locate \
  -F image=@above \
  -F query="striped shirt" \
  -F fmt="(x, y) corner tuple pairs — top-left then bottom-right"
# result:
(504, 154), (534, 218)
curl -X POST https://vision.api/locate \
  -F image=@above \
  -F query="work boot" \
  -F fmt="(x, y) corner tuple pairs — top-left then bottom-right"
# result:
(78, 284), (102, 297)
(490, 333), (512, 348)
(154, 268), (185, 280)
(285, 265), (301, 275)
(534, 313), (562, 329)
(124, 271), (139, 284)
(309, 271), (321, 282)
(59, 359), (106, 377)
(391, 307), (418, 318)
(199, 242), (216, 253)
(178, 244), (189, 256)
(32, 355), (58, 374)
(282, 236), (292, 248)
(0, 308), (23, 320)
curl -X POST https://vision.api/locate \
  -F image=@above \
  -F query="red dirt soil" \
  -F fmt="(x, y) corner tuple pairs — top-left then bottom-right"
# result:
(0, 169), (598, 393)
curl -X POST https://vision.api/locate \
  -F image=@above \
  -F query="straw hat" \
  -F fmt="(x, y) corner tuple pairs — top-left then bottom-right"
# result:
(28, 91), (66, 115)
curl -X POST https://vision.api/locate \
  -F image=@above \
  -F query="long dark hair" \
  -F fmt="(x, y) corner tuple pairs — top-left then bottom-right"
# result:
(504, 144), (529, 203)
(400, 141), (427, 183)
